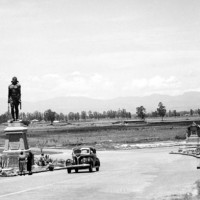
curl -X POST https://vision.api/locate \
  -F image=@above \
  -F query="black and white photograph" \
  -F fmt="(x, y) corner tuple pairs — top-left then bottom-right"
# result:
(0, 0), (200, 199)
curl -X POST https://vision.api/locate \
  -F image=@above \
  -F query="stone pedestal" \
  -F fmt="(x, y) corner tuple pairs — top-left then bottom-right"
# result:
(186, 135), (200, 146)
(1, 121), (30, 169)
(186, 122), (200, 147)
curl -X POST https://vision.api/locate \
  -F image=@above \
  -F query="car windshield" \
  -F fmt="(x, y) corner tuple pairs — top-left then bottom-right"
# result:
(81, 149), (90, 154)
(73, 149), (81, 154)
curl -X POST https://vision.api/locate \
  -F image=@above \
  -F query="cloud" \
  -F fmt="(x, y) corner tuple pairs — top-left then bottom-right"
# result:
(21, 74), (185, 101)
(123, 75), (181, 95)
(23, 72), (114, 101)
(130, 76), (180, 89)
(148, 76), (181, 89)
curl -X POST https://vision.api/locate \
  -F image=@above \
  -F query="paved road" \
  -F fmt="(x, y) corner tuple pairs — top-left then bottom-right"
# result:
(0, 147), (199, 200)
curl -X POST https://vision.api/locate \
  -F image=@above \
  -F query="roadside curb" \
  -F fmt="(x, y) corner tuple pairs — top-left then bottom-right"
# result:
(170, 152), (198, 158)
(26, 166), (68, 175)
(0, 166), (68, 177)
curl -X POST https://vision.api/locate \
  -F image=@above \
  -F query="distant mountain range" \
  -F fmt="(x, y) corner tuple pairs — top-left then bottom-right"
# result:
(1, 91), (200, 114)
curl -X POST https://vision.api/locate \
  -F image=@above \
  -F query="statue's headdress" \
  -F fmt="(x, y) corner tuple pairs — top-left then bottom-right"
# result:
(11, 76), (18, 83)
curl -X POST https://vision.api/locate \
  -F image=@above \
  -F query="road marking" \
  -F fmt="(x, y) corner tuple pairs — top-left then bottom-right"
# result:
(0, 184), (54, 198)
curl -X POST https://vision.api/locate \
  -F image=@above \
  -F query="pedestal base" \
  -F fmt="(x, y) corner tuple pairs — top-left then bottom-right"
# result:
(186, 135), (200, 146)
(1, 150), (30, 169)
(2, 121), (30, 169)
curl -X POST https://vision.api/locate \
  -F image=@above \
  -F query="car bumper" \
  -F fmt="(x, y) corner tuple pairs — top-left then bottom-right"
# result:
(66, 164), (90, 170)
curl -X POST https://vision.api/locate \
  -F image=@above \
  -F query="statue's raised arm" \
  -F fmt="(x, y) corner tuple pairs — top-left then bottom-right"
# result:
(8, 77), (21, 121)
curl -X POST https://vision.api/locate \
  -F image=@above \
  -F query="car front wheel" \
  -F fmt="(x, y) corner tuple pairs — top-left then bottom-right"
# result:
(67, 169), (71, 174)
(75, 169), (78, 173)
(89, 165), (93, 172)
(96, 167), (99, 171)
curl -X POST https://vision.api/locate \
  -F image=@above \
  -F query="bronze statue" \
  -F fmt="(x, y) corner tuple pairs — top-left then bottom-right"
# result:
(8, 77), (21, 121)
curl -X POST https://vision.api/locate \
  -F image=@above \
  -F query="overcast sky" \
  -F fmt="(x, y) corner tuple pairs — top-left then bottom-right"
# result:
(0, 0), (200, 102)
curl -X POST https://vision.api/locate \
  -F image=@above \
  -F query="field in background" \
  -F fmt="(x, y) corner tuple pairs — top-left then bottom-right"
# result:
(0, 116), (199, 149)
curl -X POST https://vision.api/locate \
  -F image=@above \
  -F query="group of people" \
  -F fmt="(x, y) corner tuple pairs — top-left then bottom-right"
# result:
(18, 151), (34, 176)
(38, 153), (52, 166)
(18, 151), (53, 175)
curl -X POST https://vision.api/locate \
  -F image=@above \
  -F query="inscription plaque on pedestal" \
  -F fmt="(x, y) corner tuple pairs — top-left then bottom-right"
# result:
(9, 142), (20, 150)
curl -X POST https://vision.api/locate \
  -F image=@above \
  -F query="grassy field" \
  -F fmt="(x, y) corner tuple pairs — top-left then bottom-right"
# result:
(0, 117), (195, 149)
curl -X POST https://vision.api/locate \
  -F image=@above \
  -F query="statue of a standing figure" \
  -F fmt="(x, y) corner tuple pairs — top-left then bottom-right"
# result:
(8, 77), (21, 121)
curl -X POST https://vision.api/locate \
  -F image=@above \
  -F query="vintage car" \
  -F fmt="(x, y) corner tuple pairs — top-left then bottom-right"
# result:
(66, 147), (100, 173)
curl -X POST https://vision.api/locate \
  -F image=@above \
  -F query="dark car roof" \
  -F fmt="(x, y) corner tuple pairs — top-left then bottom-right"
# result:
(73, 146), (96, 149)
(72, 146), (96, 151)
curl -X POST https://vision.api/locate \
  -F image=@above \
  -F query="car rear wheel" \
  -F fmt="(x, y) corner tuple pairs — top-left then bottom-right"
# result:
(75, 169), (78, 173)
(96, 167), (99, 171)
(67, 169), (71, 174)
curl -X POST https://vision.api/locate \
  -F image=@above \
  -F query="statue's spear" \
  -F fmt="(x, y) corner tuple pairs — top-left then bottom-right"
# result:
(7, 102), (10, 119)
(19, 101), (22, 110)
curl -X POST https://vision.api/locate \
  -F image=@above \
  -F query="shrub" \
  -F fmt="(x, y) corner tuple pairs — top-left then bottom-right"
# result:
(21, 120), (30, 126)
(175, 135), (186, 140)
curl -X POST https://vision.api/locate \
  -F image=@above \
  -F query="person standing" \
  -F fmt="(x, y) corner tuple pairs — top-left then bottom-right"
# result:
(8, 76), (21, 121)
(18, 151), (26, 176)
(40, 153), (45, 166)
(27, 151), (34, 175)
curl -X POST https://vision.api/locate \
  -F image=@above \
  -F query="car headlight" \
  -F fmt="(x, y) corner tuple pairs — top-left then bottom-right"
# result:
(81, 157), (87, 163)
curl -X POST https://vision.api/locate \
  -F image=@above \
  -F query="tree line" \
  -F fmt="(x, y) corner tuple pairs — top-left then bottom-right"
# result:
(136, 102), (200, 121)
(0, 108), (132, 124)
(0, 102), (200, 124)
